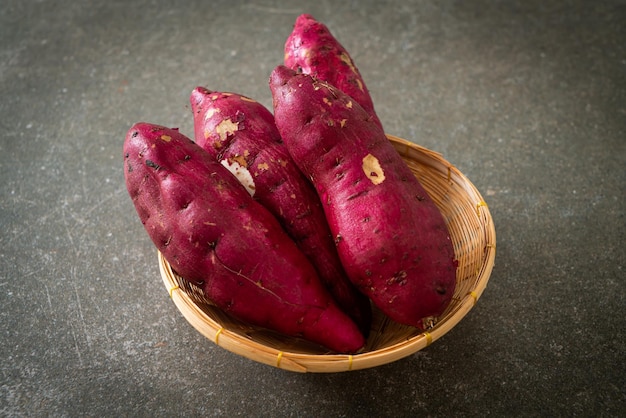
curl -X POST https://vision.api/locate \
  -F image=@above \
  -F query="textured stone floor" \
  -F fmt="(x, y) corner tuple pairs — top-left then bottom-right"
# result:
(1, 1), (624, 416)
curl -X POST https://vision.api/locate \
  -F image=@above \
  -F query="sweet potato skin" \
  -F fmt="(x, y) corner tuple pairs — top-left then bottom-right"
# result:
(190, 87), (372, 336)
(189, 88), (372, 335)
(284, 14), (382, 129)
(123, 122), (365, 353)
(269, 66), (457, 328)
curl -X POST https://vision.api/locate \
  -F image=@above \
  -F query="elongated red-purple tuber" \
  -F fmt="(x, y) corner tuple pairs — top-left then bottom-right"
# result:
(270, 66), (457, 329)
(123, 122), (365, 353)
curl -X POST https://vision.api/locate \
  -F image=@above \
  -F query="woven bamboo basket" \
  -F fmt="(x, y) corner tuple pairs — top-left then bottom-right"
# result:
(159, 134), (496, 373)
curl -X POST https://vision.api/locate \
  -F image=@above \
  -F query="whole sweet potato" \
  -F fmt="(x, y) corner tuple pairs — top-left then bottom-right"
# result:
(284, 14), (382, 130)
(123, 122), (365, 353)
(270, 66), (457, 329)
(189, 87), (372, 335)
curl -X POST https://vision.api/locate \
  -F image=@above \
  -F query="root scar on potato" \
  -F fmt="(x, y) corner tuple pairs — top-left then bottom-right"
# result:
(362, 153), (385, 185)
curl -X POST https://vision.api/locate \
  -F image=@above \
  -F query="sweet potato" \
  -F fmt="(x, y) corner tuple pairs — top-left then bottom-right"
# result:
(269, 66), (457, 329)
(189, 87), (372, 335)
(123, 122), (365, 353)
(284, 14), (382, 130)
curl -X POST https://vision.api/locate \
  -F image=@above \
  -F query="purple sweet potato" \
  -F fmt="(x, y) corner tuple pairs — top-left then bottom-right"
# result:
(189, 88), (372, 335)
(123, 122), (365, 353)
(284, 14), (382, 130)
(269, 66), (457, 329)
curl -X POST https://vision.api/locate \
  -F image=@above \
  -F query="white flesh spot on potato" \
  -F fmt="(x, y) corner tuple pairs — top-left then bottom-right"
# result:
(204, 107), (219, 121)
(362, 153), (385, 185)
(215, 118), (239, 142)
(221, 158), (256, 196)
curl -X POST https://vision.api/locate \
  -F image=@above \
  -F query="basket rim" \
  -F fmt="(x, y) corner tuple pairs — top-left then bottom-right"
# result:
(158, 134), (496, 373)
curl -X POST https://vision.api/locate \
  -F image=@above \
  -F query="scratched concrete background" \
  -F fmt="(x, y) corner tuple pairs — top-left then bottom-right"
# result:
(1, 0), (624, 416)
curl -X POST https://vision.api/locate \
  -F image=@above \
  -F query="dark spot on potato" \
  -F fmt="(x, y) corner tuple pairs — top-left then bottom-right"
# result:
(269, 177), (287, 193)
(184, 155), (191, 161)
(436, 286), (447, 295)
(334, 234), (342, 245)
(127, 162), (133, 173)
(416, 195), (426, 201)
(131, 131), (139, 138)
(347, 190), (368, 201)
(362, 216), (370, 223)
(295, 208), (312, 219)
(335, 171), (345, 180)
(234, 110), (246, 123)
(365, 270), (372, 277)
(146, 159), (161, 170)
(388, 271), (408, 286)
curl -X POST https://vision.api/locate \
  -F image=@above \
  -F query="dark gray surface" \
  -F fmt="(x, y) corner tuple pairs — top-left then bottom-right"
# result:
(1, 1), (624, 416)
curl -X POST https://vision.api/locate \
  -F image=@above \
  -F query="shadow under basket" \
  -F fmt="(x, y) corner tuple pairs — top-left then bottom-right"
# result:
(159, 134), (496, 373)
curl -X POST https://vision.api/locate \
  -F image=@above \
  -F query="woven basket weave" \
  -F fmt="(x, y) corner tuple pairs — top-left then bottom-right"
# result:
(159, 134), (496, 373)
